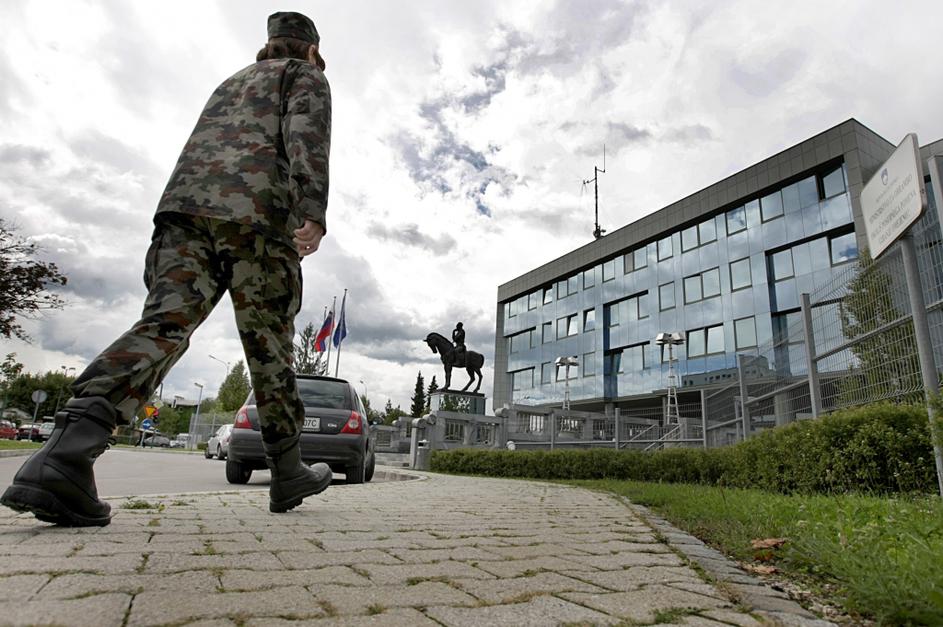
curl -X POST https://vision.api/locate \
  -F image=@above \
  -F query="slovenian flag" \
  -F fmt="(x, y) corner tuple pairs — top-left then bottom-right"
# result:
(314, 311), (334, 352)
(333, 293), (347, 348)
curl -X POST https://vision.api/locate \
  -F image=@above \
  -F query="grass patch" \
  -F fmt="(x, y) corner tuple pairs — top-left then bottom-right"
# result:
(573, 479), (943, 625)
(120, 499), (164, 511)
(0, 440), (41, 450)
(366, 604), (385, 615)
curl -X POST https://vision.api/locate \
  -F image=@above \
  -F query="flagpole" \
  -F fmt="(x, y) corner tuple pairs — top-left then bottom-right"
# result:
(334, 289), (347, 378)
(324, 296), (336, 372)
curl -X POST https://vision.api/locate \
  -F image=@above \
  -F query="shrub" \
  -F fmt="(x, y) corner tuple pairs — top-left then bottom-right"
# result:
(197, 442), (208, 451)
(430, 403), (938, 494)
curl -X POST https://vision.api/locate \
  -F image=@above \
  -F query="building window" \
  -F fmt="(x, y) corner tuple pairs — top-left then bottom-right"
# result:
(684, 268), (721, 304)
(583, 352), (595, 377)
(541, 362), (553, 385)
(735, 316), (757, 349)
(624, 343), (647, 372)
(659, 282), (675, 310)
(687, 324), (725, 357)
(605, 291), (648, 328)
(760, 190), (784, 221)
(682, 218), (718, 252)
(511, 368), (534, 391)
(557, 314), (578, 339)
(542, 322), (553, 344)
(584, 308), (596, 331)
(635, 247), (648, 270)
(682, 225), (699, 252)
(637, 292), (650, 319)
(829, 232), (858, 265)
(726, 205), (747, 234)
(771, 249), (794, 281)
(699, 217), (717, 244)
(730, 257), (752, 291)
(822, 165), (846, 199)
(798, 175), (818, 208)
(542, 287), (553, 305)
(602, 259), (616, 282)
(527, 291), (539, 310)
(658, 236), (673, 261)
(509, 328), (536, 354)
(557, 275), (579, 299)
(583, 268), (595, 289)
(609, 351), (622, 374)
(556, 362), (578, 381)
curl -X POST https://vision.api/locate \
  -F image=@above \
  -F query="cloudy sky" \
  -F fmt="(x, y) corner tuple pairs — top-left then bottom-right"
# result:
(2, 0), (942, 413)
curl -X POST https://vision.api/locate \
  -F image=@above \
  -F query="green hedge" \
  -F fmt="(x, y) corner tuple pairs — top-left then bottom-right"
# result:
(430, 403), (939, 494)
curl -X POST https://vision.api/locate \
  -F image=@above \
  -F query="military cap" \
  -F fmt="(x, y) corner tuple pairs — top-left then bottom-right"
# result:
(267, 11), (319, 44)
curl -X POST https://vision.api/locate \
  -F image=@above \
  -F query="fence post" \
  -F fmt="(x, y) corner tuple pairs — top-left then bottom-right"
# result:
(736, 354), (750, 441)
(550, 411), (555, 451)
(614, 407), (620, 449)
(800, 292), (823, 419)
(700, 388), (707, 448)
(900, 232), (943, 497)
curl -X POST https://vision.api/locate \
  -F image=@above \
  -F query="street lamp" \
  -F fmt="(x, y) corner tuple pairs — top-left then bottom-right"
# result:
(655, 332), (685, 427)
(208, 354), (230, 378)
(554, 356), (579, 413)
(189, 382), (204, 450)
(359, 379), (368, 399)
(53, 366), (76, 415)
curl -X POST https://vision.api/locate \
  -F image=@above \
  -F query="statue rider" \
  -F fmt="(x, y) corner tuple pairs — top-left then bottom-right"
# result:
(452, 322), (466, 368)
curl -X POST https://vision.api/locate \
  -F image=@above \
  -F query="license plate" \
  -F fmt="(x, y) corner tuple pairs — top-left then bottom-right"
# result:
(303, 417), (320, 431)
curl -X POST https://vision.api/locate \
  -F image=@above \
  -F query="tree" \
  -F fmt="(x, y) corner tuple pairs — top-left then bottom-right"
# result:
(0, 353), (24, 413)
(837, 250), (922, 406)
(409, 371), (425, 417)
(217, 360), (250, 411)
(360, 394), (381, 423)
(382, 399), (407, 425)
(2, 368), (75, 420)
(0, 218), (68, 342)
(425, 375), (439, 412)
(294, 321), (319, 374)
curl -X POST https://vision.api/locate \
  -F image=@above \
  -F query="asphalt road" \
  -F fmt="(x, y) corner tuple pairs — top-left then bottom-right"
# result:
(0, 448), (350, 498)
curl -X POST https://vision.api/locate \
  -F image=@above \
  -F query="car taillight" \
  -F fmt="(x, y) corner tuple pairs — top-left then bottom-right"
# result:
(340, 411), (362, 435)
(234, 406), (252, 429)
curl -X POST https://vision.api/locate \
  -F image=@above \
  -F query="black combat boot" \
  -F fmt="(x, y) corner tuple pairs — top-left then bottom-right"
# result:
(263, 435), (331, 513)
(1, 396), (116, 527)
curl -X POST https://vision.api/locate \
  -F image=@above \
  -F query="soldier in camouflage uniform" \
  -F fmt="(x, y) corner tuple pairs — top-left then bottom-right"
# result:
(2, 12), (333, 526)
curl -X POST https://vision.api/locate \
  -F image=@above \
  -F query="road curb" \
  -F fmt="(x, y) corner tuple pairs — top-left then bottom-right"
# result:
(0, 449), (36, 458)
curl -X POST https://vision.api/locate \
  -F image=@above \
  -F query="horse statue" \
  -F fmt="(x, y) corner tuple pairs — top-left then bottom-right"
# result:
(424, 332), (484, 393)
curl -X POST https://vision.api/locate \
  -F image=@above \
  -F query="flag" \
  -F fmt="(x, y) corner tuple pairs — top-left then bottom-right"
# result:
(314, 311), (334, 352)
(333, 292), (347, 348)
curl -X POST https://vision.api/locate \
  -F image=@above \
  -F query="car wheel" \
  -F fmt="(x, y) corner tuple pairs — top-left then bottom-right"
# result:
(346, 455), (366, 485)
(204, 446), (213, 459)
(217, 445), (225, 461)
(226, 459), (252, 484)
(364, 451), (376, 483)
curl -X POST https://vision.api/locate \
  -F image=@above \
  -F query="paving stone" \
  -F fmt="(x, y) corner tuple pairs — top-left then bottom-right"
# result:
(410, 536), (509, 549)
(221, 566), (371, 591)
(701, 609), (765, 626)
(563, 539), (669, 555)
(76, 539), (204, 555)
(425, 594), (619, 626)
(245, 608), (439, 626)
(562, 583), (730, 622)
(385, 546), (503, 563)
(0, 592), (131, 626)
(0, 553), (143, 576)
(143, 551), (283, 573)
(560, 565), (702, 591)
(42, 570), (220, 599)
(756, 611), (838, 627)
(278, 549), (402, 569)
(0, 574), (49, 600)
(358, 560), (495, 584)
(486, 542), (588, 559)
(462, 555), (578, 578)
(128, 585), (322, 626)
(565, 550), (685, 570)
(311, 581), (477, 615)
(452, 571), (603, 603)
(0, 541), (80, 557)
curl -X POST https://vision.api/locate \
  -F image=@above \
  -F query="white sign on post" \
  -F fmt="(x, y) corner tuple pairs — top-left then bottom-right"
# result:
(860, 133), (928, 259)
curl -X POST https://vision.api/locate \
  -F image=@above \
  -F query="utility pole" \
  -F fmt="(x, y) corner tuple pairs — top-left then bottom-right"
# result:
(583, 146), (607, 239)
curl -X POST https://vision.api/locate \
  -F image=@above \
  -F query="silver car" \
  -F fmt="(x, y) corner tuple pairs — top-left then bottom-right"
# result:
(205, 423), (234, 460)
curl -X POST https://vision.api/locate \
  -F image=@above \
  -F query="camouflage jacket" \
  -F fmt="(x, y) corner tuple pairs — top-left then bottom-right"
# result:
(156, 59), (331, 249)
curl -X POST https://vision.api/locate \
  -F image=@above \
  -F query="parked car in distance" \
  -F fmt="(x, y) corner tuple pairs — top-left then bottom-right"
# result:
(36, 422), (55, 442)
(169, 434), (192, 448)
(227, 375), (377, 485)
(205, 423), (234, 460)
(0, 420), (17, 440)
(17, 424), (40, 441)
(142, 432), (171, 448)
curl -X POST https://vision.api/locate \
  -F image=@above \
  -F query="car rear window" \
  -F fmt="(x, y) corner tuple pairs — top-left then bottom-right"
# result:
(246, 379), (351, 410)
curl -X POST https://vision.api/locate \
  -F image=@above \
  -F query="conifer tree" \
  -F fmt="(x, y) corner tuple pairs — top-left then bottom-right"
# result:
(425, 375), (438, 411)
(409, 371), (425, 417)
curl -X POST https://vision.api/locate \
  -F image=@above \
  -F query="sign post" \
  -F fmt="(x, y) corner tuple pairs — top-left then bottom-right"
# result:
(861, 133), (943, 496)
(30, 389), (48, 423)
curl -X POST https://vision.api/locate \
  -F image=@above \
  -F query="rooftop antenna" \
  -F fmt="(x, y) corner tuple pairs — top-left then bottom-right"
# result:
(583, 145), (606, 239)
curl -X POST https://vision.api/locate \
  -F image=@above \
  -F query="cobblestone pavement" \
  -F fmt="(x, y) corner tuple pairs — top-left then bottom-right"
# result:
(0, 470), (834, 626)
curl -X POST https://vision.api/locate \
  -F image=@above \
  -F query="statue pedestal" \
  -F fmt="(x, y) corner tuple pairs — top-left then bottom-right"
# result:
(429, 390), (486, 415)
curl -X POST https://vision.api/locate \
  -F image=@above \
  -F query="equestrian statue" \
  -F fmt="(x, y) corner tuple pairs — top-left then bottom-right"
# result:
(424, 322), (485, 393)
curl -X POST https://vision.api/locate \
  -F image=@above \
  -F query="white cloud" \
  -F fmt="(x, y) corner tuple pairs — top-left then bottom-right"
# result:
(2, 0), (942, 415)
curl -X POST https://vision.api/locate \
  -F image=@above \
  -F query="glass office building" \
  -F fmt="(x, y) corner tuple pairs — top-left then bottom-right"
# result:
(494, 119), (943, 413)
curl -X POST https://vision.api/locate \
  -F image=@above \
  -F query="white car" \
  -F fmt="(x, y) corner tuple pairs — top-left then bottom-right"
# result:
(169, 434), (192, 448)
(205, 424), (234, 460)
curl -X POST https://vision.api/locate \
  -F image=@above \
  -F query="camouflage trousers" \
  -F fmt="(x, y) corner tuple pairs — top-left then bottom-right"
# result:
(72, 213), (305, 441)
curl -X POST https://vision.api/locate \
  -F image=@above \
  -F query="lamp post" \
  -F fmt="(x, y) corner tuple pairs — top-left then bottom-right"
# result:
(655, 332), (685, 429)
(208, 354), (230, 379)
(189, 383), (204, 450)
(53, 365), (75, 415)
(554, 356), (579, 413)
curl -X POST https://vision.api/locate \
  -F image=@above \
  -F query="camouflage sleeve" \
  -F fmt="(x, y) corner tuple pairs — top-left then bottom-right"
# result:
(282, 64), (332, 233)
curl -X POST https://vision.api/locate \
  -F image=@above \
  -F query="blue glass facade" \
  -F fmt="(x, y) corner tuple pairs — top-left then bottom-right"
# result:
(499, 163), (858, 408)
